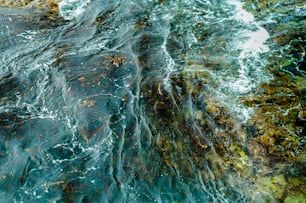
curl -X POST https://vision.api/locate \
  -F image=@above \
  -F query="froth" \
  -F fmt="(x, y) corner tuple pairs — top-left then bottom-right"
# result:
(59, 0), (91, 20)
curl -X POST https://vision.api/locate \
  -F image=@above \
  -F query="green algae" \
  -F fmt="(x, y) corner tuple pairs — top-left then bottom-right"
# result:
(296, 76), (306, 91)
(284, 194), (306, 203)
(281, 59), (294, 67)
(255, 175), (287, 200)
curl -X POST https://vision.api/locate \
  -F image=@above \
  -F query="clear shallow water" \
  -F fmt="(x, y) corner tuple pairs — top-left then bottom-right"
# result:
(0, 0), (303, 202)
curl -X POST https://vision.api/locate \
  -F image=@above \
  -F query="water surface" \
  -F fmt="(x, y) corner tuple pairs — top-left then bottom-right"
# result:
(0, 0), (305, 202)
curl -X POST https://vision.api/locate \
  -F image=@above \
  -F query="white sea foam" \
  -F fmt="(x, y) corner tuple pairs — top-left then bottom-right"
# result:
(240, 28), (270, 53)
(230, 0), (254, 23)
(230, 26), (270, 94)
(227, 0), (271, 95)
(58, 0), (91, 20)
(216, 0), (271, 122)
(295, 4), (306, 16)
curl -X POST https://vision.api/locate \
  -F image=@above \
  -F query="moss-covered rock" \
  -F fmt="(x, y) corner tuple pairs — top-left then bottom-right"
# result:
(249, 174), (306, 203)
(255, 175), (287, 200)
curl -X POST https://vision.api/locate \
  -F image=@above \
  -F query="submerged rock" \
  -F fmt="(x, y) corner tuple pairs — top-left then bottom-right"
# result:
(0, 0), (61, 10)
(0, 0), (63, 21)
(145, 0), (306, 201)
(240, 0), (306, 201)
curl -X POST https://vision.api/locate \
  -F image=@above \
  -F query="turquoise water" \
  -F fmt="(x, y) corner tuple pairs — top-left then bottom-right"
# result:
(0, 0), (304, 202)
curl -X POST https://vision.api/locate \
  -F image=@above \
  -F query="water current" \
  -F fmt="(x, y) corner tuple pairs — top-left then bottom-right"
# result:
(0, 0), (305, 202)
